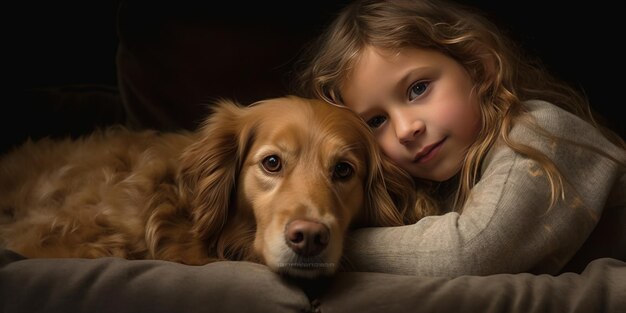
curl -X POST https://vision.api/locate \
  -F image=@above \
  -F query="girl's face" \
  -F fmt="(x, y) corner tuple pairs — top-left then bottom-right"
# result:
(340, 46), (481, 181)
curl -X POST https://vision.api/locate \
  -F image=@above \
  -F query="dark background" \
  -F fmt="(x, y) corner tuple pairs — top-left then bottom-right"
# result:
(7, 1), (624, 142)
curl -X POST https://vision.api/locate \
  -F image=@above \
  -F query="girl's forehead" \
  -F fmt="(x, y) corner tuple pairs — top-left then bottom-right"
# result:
(353, 46), (439, 72)
(339, 45), (446, 99)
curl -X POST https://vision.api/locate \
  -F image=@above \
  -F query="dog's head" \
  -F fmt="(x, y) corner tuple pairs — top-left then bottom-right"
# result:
(180, 96), (418, 278)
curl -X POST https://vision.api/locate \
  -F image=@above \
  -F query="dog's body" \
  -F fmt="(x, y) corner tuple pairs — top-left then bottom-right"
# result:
(0, 96), (422, 277)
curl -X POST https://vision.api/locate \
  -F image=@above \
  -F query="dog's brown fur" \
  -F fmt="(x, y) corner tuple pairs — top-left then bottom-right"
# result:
(0, 96), (425, 277)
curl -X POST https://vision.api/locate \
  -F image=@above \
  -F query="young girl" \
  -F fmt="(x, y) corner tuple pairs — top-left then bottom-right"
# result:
(293, 0), (626, 277)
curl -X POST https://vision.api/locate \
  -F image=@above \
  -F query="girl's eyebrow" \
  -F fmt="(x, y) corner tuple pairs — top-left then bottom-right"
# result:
(395, 66), (436, 95)
(350, 97), (378, 117)
(352, 66), (438, 116)
(400, 66), (436, 85)
(352, 103), (373, 117)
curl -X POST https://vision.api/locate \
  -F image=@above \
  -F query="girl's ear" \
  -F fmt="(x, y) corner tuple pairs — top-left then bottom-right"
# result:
(363, 143), (418, 227)
(179, 100), (247, 243)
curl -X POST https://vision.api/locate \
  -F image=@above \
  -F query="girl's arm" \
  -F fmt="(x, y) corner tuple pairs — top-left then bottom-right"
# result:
(344, 100), (626, 277)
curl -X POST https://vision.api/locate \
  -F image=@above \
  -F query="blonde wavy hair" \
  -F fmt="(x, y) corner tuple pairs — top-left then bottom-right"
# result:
(293, 0), (625, 214)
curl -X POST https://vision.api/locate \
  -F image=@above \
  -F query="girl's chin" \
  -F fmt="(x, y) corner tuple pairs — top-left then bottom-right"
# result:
(409, 165), (460, 182)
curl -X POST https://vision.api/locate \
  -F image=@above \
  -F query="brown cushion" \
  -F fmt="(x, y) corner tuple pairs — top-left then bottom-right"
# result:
(3, 249), (624, 313)
(0, 249), (310, 313)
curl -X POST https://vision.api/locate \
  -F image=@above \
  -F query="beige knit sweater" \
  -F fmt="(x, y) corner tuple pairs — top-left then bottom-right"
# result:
(344, 100), (626, 277)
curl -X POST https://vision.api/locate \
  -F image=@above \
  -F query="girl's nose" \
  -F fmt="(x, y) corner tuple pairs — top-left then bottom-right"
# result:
(395, 114), (424, 145)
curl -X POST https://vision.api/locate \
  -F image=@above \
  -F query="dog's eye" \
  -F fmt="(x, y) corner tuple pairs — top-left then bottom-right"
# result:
(332, 162), (354, 180)
(262, 155), (282, 172)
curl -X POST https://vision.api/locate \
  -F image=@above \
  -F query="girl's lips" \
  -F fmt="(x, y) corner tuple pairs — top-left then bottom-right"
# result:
(413, 137), (446, 164)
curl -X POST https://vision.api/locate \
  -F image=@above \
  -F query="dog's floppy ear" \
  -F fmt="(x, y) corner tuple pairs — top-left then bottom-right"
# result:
(179, 99), (250, 244)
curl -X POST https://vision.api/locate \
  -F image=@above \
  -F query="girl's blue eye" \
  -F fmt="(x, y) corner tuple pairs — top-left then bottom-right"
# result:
(366, 115), (386, 129)
(408, 81), (429, 101)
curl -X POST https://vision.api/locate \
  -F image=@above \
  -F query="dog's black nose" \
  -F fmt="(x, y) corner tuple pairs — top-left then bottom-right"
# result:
(285, 219), (329, 257)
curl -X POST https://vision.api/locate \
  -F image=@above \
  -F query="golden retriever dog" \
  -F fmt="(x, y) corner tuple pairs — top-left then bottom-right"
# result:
(0, 96), (424, 278)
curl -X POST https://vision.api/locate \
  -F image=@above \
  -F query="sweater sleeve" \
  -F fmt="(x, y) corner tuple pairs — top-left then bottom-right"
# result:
(343, 100), (625, 277)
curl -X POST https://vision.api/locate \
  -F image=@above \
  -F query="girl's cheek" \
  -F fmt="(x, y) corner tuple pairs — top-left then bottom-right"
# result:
(377, 135), (404, 166)
(464, 101), (483, 137)
(436, 103), (462, 125)
(440, 100), (480, 134)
